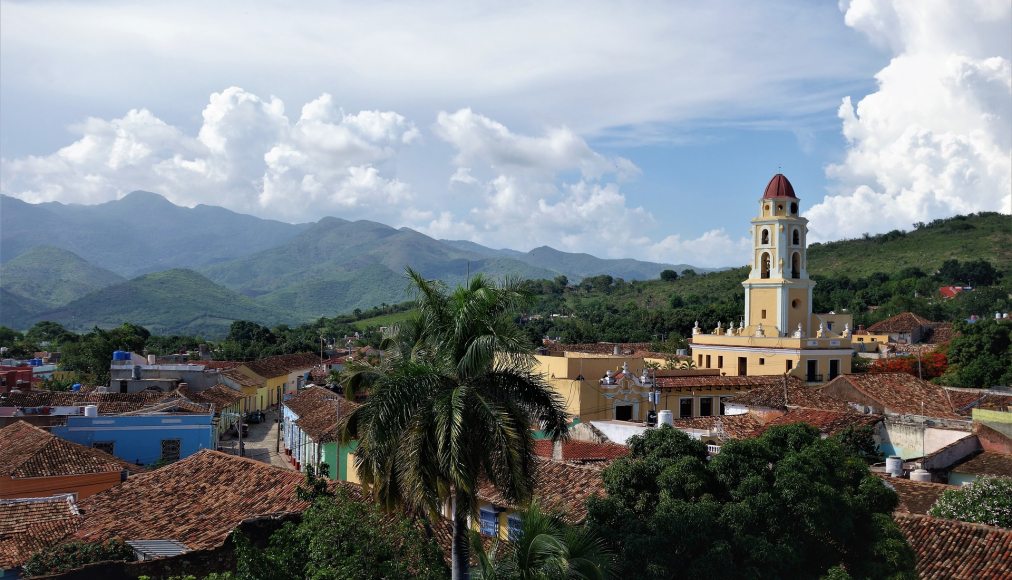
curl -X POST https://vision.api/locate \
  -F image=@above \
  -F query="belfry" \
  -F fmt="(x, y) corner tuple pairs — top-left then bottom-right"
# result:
(690, 174), (853, 382)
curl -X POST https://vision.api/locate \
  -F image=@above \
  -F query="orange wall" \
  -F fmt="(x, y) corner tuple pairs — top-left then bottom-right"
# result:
(0, 471), (123, 499)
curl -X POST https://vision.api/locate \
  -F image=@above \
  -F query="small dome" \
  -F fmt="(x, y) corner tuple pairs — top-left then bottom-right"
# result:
(762, 173), (797, 199)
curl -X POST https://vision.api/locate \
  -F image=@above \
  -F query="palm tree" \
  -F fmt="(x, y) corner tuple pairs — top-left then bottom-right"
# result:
(470, 501), (615, 580)
(342, 269), (570, 580)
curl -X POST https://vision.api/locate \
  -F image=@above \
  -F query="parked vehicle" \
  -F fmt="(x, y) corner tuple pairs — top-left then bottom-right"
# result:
(244, 410), (265, 424)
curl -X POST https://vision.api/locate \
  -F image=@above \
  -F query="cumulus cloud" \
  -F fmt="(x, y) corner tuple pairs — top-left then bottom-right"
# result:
(1, 87), (419, 222)
(423, 109), (747, 267)
(807, 0), (1011, 241)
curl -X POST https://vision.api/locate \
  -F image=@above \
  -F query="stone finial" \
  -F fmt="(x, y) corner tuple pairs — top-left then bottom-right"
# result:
(755, 323), (765, 337)
(692, 321), (701, 335)
(816, 322), (825, 338)
(793, 323), (803, 338)
(842, 323), (851, 337)
(726, 321), (735, 336)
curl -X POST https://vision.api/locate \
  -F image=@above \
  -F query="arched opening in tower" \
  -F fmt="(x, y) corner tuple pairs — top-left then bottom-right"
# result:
(761, 252), (771, 279)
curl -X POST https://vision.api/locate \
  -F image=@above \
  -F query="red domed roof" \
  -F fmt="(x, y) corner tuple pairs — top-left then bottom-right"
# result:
(762, 174), (797, 199)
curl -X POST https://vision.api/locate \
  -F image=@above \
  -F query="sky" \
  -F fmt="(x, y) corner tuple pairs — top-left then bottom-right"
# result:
(1, 0), (1009, 268)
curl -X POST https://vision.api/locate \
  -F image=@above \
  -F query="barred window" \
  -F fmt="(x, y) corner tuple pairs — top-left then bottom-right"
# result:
(160, 439), (181, 462)
(480, 508), (498, 537)
(93, 441), (115, 455)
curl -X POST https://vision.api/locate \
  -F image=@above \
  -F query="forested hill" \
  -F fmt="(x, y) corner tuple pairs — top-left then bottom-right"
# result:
(518, 213), (1012, 345)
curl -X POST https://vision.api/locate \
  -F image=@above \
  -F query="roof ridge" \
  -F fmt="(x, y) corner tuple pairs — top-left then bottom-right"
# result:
(895, 512), (1012, 534)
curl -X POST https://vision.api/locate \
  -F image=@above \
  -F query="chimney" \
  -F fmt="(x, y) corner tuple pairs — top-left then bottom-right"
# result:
(552, 439), (564, 462)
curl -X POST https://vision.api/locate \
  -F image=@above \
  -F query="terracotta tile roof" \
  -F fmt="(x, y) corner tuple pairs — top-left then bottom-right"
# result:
(477, 459), (604, 525)
(284, 385), (339, 418)
(0, 390), (166, 414)
(950, 451), (1012, 478)
(725, 377), (850, 411)
(294, 396), (360, 443)
(945, 388), (1012, 416)
(655, 374), (794, 391)
(866, 312), (934, 334)
(670, 414), (764, 440)
(925, 322), (956, 344)
(875, 475), (954, 515)
(757, 409), (882, 436)
(220, 368), (262, 389)
(72, 450), (314, 550)
(243, 353), (320, 380)
(189, 384), (244, 409)
(532, 439), (629, 464)
(762, 173), (797, 199)
(0, 421), (143, 478)
(200, 361), (243, 370)
(894, 513), (1012, 579)
(0, 495), (81, 568)
(822, 373), (963, 420)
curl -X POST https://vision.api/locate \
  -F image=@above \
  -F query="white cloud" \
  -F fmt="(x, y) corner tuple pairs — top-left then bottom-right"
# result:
(808, 0), (1011, 241)
(1, 87), (419, 223)
(422, 109), (748, 267)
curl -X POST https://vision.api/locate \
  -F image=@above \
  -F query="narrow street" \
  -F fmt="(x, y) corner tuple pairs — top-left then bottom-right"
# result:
(218, 409), (294, 470)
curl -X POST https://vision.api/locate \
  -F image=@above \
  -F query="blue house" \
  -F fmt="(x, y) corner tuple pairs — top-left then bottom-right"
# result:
(52, 412), (215, 466)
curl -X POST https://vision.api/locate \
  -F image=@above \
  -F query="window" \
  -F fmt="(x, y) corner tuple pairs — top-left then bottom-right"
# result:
(827, 322), (833, 331)
(761, 309), (767, 319)
(717, 356), (723, 368)
(507, 515), (523, 541)
(698, 354), (703, 366)
(700, 397), (713, 417)
(791, 252), (801, 279)
(615, 405), (633, 421)
(786, 360), (793, 372)
(829, 360), (840, 380)
(160, 439), (181, 462)
(791, 202), (798, 215)
(792, 228), (800, 245)
(719, 396), (731, 415)
(705, 355), (711, 368)
(737, 357), (747, 376)
(761, 229), (770, 245)
(480, 508), (498, 537)
(679, 398), (693, 418)
(806, 360), (819, 382)
(791, 299), (800, 309)
(93, 441), (115, 455)
(119, 380), (128, 394)
(759, 358), (765, 365)
(760, 252), (771, 278)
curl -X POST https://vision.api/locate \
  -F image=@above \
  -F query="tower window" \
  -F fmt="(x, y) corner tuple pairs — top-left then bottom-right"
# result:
(792, 229), (800, 245)
(760, 253), (771, 279)
(791, 252), (801, 279)
(791, 299), (800, 309)
(791, 202), (798, 215)
(761, 309), (767, 319)
(761, 229), (770, 245)
(759, 358), (765, 365)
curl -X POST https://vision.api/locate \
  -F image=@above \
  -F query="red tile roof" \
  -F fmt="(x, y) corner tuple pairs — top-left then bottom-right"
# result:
(284, 385), (339, 418)
(655, 374), (792, 391)
(877, 476), (954, 515)
(895, 513), (1012, 579)
(477, 459), (604, 524)
(670, 414), (764, 440)
(0, 495), (81, 568)
(220, 367), (261, 389)
(0, 390), (166, 414)
(725, 377), (850, 411)
(950, 451), (1012, 478)
(532, 439), (629, 464)
(925, 322), (956, 344)
(757, 408), (881, 436)
(946, 388), (1012, 416)
(72, 450), (313, 550)
(189, 384), (244, 410)
(0, 421), (142, 479)
(243, 353), (320, 380)
(762, 173), (797, 199)
(866, 312), (934, 334)
(821, 373), (963, 420)
(294, 396), (360, 443)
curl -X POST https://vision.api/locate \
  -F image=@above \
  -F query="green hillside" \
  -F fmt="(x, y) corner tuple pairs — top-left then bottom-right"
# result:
(0, 288), (49, 329)
(34, 269), (293, 337)
(808, 212), (1012, 278)
(0, 246), (125, 307)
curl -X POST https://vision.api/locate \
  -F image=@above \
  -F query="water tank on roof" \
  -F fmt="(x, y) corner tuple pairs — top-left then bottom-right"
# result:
(71, 383), (82, 392)
(112, 351), (126, 361)
(886, 456), (903, 477)
(910, 468), (932, 482)
(84, 405), (98, 418)
(658, 409), (674, 427)
(147, 354), (157, 365)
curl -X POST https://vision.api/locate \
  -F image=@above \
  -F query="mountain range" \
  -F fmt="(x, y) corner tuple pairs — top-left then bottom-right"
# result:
(0, 192), (703, 335)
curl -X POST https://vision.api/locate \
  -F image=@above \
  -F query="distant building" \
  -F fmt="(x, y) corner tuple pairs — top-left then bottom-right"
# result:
(690, 174), (853, 383)
(281, 386), (359, 482)
(0, 494), (82, 577)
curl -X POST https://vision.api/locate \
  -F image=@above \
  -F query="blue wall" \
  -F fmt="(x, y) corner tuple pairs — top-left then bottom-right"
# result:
(52, 414), (214, 466)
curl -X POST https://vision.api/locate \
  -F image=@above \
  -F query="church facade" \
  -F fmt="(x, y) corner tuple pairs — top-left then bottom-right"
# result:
(690, 174), (853, 382)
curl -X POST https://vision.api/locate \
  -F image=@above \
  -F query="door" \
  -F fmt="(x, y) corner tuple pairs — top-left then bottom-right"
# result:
(615, 405), (633, 421)
(806, 360), (819, 382)
(737, 357), (747, 376)
(829, 359), (840, 380)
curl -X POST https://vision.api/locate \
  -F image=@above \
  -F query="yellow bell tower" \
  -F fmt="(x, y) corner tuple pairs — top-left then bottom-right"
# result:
(742, 174), (815, 338)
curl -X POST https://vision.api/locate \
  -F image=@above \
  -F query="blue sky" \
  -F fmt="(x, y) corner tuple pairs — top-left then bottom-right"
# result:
(1, 1), (1009, 267)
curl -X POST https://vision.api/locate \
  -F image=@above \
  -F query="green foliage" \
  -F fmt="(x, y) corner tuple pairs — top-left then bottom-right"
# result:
(59, 323), (150, 384)
(586, 424), (915, 580)
(342, 269), (570, 578)
(832, 425), (884, 464)
(660, 269), (679, 282)
(929, 475), (1012, 528)
(296, 463), (333, 502)
(231, 489), (447, 580)
(941, 319), (1012, 387)
(21, 538), (136, 577)
(0, 245), (124, 308)
(471, 501), (615, 580)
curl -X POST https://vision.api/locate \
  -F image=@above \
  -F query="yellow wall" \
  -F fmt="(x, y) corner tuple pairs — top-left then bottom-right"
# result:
(787, 288), (809, 334)
(748, 288), (779, 333)
(691, 344), (851, 381)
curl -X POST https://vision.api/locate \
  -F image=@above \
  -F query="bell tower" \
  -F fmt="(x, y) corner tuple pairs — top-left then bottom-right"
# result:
(742, 174), (816, 337)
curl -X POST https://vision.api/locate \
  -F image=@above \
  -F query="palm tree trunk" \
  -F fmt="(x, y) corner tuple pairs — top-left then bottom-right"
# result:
(451, 490), (471, 580)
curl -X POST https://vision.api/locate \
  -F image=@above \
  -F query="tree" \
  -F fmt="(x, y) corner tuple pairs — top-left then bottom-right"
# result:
(232, 489), (447, 580)
(929, 475), (1012, 528)
(586, 424), (915, 580)
(22, 539), (136, 577)
(660, 269), (679, 282)
(342, 269), (570, 580)
(470, 501), (614, 580)
(942, 319), (1012, 387)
